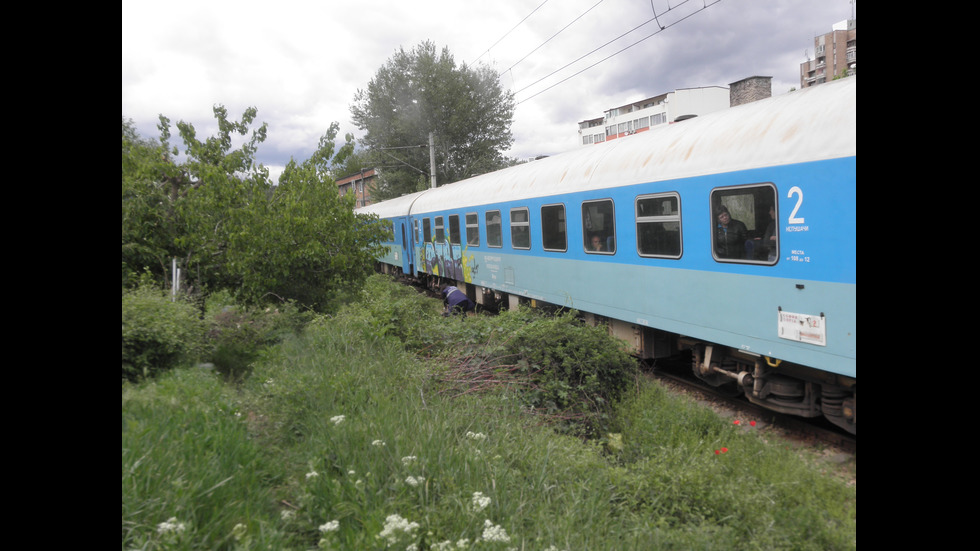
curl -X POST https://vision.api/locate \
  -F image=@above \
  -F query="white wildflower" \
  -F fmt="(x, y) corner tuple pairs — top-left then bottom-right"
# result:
(456, 538), (471, 547)
(406, 544), (418, 551)
(280, 510), (295, 521)
(355, 479), (365, 490)
(231, 523), (247, 541)
(405, 475), (425, 487)
(432, 541), (453, 551)
(330, 415), (345, 425)
(319, 520), (340, 533)
(306, 470), (319, 479)
(372, 439), (386, 447)
(481, 519), (510, 543)
(377, 514), (420, 545)
(348, 469), (356, 475)
(156, 517), (186, 535)
(471, 491), (491, 512)
(401, 455), (417, 465)
(465, 431), (486, 441)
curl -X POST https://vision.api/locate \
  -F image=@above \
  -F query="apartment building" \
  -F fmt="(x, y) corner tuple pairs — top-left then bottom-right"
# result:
(336, 168), (377, 208)
(800, 19), (856, 88)
(578, 86), (729, 146)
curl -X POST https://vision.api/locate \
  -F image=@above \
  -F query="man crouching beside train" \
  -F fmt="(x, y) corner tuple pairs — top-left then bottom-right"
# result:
(440, 284), (475, 317)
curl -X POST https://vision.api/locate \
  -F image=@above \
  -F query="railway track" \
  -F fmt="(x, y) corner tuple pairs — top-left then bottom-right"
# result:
(646, 361), (856, 455)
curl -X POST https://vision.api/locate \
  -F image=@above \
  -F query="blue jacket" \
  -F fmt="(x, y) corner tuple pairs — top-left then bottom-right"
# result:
(442, 286), (473, 309)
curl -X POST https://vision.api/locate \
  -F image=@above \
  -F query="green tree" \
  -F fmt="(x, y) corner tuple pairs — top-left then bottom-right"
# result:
(123, 108), (391, 311)
(350, 40), (515, 200)
(122, 117), (176, 286)
(233, 122), (392, 309)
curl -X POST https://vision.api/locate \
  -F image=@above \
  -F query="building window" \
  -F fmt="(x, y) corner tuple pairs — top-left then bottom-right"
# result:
(486, 210), (502, 248)
(636, 193), (682, 258)
(541, 204), (567, 252)
(466, 212), (480, 246)
(511, 208), (530, 249)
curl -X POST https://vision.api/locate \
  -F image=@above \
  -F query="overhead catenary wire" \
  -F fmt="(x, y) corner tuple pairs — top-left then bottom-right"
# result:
(472, 0), (551, 65)
(499, 0), (607, 77)
(514, 0), (723, 105)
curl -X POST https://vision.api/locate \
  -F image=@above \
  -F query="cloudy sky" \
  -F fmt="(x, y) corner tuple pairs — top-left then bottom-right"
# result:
(122, 0), (856, 183)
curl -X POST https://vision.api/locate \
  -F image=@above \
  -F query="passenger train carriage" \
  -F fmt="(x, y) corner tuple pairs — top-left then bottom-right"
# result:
(357, 77), (856, 434)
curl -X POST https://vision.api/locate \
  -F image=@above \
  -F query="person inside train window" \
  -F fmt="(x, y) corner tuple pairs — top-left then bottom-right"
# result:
(589, 234), (604, 252)
(713, 205), (748, 259)
(440, 284), (475, 317)
(751, 204), (777, 261)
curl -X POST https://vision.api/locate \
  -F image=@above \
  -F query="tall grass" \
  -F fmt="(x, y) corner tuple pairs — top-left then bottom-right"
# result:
(122, 275), (855, 550)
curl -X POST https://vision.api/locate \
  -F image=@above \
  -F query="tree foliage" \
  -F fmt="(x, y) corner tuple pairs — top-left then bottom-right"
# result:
(122, 109), (391, 311)
(350, 40), (515, 200)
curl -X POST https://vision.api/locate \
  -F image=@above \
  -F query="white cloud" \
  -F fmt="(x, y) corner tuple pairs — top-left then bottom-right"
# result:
(123, 0), (855, 170)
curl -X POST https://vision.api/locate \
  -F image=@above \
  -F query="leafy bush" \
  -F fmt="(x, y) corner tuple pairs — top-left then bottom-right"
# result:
(502, 309), (638, 435)
(122, 283), (207, 381)
(204, 290), (313, 380)
(337, 274), (441, 348)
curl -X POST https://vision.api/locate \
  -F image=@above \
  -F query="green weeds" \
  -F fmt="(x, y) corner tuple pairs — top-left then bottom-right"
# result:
(122, 274), (855, 550)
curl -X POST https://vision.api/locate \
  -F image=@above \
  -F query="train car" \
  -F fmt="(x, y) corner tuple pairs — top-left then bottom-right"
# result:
(357, 77), (856, 433)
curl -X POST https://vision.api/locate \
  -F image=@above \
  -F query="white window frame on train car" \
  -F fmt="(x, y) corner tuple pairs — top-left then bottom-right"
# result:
(486, 210), (502, 248)
(435, 216), (445, 243)
(449, 214), (461, 245)
(465, 212), (480, 247)
(510, 207), (531, 250)
(583, 198), (616, 255)
(541, 203), (567, 252)
(635, 192), (682, 259)
(709, 183), (778, 265)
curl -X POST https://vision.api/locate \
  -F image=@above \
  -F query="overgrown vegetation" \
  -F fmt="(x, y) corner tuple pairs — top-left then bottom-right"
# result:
(122, 274), (855, 550)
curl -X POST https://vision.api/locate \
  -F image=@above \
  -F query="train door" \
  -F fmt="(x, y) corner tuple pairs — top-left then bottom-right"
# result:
(400, 221), (415, 275)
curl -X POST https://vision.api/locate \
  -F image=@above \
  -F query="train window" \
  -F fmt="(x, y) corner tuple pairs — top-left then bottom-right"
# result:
(583, 199), (616, 254)
(435, 216), (445, 243)
(636, 193), (681, 258)
(511, 207), (530, 249)
(486, 210), (502, 248)
(466, 212), (480, 246)
(423, 218), (432, 243)
(710, 183), (778, 264)
(541, 204), (567, 252)
(449, 214), (460, 245)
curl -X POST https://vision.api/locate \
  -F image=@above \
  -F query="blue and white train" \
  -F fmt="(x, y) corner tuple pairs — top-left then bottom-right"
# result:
(357, 77), (856, 434)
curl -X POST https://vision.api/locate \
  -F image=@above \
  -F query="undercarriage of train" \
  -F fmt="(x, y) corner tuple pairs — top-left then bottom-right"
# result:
(381, 268), (857, 435)
(687, 341), (856, 434)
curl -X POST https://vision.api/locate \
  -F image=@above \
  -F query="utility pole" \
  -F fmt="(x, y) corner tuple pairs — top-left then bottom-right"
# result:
(429, 132), (437, 188)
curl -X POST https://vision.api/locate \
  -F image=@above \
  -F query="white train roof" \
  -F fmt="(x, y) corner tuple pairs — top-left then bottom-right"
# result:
(359, 77), (855, 217)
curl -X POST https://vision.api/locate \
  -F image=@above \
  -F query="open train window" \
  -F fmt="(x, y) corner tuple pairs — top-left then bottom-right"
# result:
(486, 210), (502, 248)
(511, 207), (530, 249)
(583, 199), (615, 254)
(466, 212), (480, 246)
(541, 204), (567, 252)
(449, 214), (460, 245)
(435, 216), (445, 243)
(710, 183), (778, 264)
(423, 218), (432, 243)
(636, 193), (681, 258)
